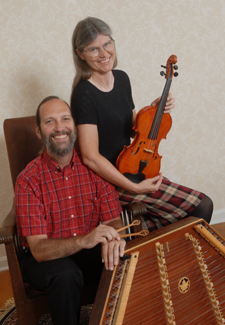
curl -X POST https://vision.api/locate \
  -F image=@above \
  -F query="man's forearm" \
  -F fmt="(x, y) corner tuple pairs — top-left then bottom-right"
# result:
(26, 235), (84, 263)
(27, 221), (123, 263)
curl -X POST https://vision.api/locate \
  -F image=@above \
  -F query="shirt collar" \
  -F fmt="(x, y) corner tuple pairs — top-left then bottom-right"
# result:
(42, 148), (76, 172)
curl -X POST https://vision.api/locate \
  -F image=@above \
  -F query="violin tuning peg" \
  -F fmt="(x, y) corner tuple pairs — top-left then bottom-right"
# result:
(160, 71), (166, 76)
(174, 72), (178, 77)
(174, 65), (178, 70)
(161, 65), (167, 69)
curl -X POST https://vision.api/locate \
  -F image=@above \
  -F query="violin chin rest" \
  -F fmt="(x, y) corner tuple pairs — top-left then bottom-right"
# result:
(123, 172), (145, 184)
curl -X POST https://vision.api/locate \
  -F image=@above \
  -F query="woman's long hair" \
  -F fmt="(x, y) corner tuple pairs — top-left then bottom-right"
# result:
(71, 17), (118, 93)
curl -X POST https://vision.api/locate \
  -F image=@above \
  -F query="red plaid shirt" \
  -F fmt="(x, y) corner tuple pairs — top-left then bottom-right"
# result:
(15, 149), (122, 247)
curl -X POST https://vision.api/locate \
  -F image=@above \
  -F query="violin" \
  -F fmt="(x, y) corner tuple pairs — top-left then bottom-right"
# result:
(116, 55), (178, 183)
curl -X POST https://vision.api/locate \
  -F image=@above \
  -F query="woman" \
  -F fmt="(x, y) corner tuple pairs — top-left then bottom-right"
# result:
(71, 17), (213, 231)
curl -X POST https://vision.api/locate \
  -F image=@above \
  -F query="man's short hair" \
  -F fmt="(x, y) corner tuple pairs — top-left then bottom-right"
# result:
(36, 96), (71, 127)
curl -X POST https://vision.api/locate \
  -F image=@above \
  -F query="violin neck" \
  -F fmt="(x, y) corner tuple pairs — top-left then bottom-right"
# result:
(148, 77), (172, 140)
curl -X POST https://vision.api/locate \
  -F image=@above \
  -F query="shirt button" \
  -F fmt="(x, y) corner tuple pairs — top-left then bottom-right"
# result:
(73, 233), (77, 236)
(69, 196), (71, 199)
(95, 197), (97, 200)
(71, 215), (74, 218)
(65, 177), (68, 180)
(55, 172), (57, 174)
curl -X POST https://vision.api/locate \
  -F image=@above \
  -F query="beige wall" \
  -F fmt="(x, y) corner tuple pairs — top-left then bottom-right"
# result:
(1, 0), (225, 258)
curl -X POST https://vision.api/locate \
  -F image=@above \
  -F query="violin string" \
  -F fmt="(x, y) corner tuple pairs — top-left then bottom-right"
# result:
(143, 76), (172, 165)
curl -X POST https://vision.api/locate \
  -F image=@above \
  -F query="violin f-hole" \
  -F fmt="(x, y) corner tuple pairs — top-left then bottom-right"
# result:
(153, 144), (157, 160)
(131, 141), (145, 155)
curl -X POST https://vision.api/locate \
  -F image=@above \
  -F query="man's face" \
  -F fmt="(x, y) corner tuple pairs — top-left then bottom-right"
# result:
(36, 99), (76, 158)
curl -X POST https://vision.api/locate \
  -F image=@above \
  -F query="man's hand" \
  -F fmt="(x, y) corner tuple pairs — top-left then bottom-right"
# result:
(81, 223), (121, 249)
(101, 238), (126, 271)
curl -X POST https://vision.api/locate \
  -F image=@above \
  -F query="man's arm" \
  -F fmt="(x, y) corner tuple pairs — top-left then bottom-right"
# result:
(26, 222), (121, 263)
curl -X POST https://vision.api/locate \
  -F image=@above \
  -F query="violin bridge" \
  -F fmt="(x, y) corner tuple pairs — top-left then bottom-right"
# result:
(144, 148), (154, 154)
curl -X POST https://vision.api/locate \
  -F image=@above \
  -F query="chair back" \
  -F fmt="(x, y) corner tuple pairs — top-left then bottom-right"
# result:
(4, 116), (42, 190)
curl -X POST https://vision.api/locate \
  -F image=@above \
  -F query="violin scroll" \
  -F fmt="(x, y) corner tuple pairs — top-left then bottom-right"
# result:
(160, 54), (178, 79)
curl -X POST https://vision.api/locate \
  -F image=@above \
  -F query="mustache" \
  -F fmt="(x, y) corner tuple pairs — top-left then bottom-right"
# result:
(50, 130), (71, 137)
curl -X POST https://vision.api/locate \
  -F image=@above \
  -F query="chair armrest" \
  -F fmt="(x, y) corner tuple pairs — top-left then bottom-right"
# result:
(121, 203), (147, 240)
(0, 198), (16, 244)
(0, 226), (15, 244)
(125, 203), (147, 217)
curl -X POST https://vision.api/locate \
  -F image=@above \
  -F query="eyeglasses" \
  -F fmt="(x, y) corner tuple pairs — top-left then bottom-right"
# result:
(82, 39), (115, 58)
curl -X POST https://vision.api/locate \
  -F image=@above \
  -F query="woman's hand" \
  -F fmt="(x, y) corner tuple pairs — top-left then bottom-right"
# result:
(151, 92), (175, 114)
(134, 173), (163, 194)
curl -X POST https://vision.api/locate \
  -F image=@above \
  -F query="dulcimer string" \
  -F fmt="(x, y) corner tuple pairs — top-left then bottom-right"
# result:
(109, 229), (225, 325)
(122, 265), (224, 324)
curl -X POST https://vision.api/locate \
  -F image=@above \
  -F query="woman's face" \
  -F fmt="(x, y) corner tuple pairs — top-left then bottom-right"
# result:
(77, 34), (116, 75)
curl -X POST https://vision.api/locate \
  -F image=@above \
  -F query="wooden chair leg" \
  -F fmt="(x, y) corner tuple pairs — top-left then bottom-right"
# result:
(5, 241), (32, 325)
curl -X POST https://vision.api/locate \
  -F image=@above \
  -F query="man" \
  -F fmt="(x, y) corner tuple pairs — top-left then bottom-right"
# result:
(15, 96), (126, 325)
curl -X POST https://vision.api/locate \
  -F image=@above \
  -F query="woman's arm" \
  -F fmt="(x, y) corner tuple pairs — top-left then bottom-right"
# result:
(77, 124), (162, 194)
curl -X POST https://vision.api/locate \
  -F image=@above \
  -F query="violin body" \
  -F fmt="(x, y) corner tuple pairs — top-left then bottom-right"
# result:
(116, 105), (172, 183)
(116, 55), (178, 183)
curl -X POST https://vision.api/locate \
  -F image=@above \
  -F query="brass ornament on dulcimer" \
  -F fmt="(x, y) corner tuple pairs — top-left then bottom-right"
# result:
(116, 55), (178, 183)
(89, 217), (225, 325)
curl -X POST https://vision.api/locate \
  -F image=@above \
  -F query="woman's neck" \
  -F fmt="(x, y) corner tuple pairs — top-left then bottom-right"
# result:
(88, 70), (114, 92)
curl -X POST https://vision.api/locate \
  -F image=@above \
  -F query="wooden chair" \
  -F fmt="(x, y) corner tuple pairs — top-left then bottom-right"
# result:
(0, 115), (147, 325)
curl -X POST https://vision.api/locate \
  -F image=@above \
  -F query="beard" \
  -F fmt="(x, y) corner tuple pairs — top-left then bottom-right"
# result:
(40, 129), (76, 158)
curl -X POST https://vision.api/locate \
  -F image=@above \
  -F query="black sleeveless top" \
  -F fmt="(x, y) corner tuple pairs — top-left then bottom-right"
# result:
(71, 70), (134, 166)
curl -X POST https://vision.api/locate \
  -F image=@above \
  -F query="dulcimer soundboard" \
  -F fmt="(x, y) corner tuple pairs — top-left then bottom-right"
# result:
(89, 217), (225, 325)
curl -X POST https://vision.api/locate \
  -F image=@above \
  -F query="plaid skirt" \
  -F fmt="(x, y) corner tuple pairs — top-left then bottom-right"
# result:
(117, 177), (204, 232)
